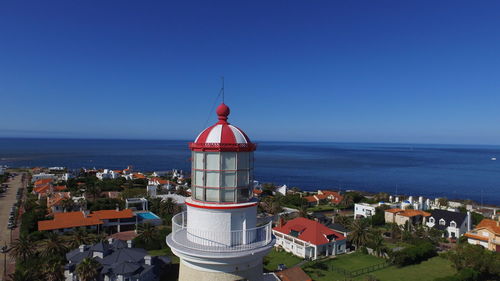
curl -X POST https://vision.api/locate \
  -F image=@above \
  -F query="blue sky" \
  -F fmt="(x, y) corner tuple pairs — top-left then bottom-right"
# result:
(1, 1), (499, 144)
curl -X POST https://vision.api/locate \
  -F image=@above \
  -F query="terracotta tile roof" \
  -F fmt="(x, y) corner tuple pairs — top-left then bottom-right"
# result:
(276, 267), (312, 281)
(397, 210), (431, 217)
(132, 173), (146, 179)
(304, 196), (317, 203)
(38, 209), (135, 231)
(113, 170), (122, 174)
(273, 217), (345, 246)
(385, 208), (404, 213)
(253, 188), (263, 195)
(320, 190), (344, 204)
(92, 209), (135, 220)
(47, 192), (71, 208)
(33, 184), (51, 194)
(476, 219), (500, 234)
(464, 233), (489, 241)
(38, 211), (103, 231)
(35, 178), (53, 186)
(315, 194), (328, 200)
(54, 185), (67, 191)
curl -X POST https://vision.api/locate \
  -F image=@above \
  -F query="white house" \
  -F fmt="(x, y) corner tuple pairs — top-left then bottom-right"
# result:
(96, 169), (121, 180)
(273, 217), (346, 260)
(426, 209), (471, 239)
(148, 177), (172, 190)
(354, 203), (377, 218)
(32, 173), (56, 182)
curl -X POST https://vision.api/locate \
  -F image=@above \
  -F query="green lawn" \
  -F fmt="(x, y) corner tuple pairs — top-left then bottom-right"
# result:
(303, 252), (384, 281)
(301, 253), (456, 281)
(366, 256), (456, 281)
(264, 249), (303, 271)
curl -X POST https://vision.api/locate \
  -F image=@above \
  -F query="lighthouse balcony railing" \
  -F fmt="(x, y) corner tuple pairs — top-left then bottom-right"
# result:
(171, 212), (273, 252)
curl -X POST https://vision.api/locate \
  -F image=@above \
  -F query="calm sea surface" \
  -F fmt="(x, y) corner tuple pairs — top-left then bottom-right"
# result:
(1, 138), (499, 205)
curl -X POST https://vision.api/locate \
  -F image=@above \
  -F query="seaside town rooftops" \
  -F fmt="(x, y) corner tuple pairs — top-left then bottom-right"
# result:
(385, 208), (404, 213)
(397, 210), (431, 217)
(38, 209), (135, 231)
(35, 178), (53, 186)
(38, 211), (103, 231)
(273, 217), (345, 246)
(33, 183), (52, 194)
(473, 218), (500, 234)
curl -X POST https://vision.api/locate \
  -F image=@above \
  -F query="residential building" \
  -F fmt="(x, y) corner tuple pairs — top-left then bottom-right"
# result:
(275, 184), (287, 196)
(317, 190), (343, 205)
(384, 209), (431, 226)
(32, 172), (56, 182)
(47, 192), (72, 213)
(96, 169), (121, 180)
(465, 218), (500, 252)
(326, 223), (351, 237)
(354, 203), (377, 218)
(64, 239), (169, 281)
(273, 217), (346, 260)
(426, 209), (470, 238)
(38, 209), (140, 233)
(148, 177), (172, 190)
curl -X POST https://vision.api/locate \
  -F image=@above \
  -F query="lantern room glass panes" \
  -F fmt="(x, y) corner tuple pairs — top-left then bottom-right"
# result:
(221, 171), (236, 187)
(222, 189), (235, 202)
(222, 152), (236, 170)
(195, 152), (204, 170)
(206, 153), (220, 170)
(192, 151), (254, 203)
(206, 171), (219, 187)
(206, 188), (218, 202)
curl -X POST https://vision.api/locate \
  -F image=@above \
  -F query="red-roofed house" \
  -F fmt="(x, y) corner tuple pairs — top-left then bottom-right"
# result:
(465, 218), (500, 252)
(273, 217), (346, 260)
(148, 177), (173, 190)
(38, 209), (137, 233)
(317, 190), (343, 205)
(47, 192), (71, 213)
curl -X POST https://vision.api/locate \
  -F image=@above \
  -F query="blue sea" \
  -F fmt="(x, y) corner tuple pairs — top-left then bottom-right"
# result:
(1, 138), (499, 205)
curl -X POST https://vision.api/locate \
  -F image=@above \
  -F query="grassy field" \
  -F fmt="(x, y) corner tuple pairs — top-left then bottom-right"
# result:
(307, 205), (338, 212)
(303, 252), (384, 281)
(302, 253), (456, 281)
(367, 256), (456, 281)
(264, 249), (303, 271)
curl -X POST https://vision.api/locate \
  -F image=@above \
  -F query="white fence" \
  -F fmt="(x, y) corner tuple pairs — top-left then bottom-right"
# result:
(171, 212), (272, 252)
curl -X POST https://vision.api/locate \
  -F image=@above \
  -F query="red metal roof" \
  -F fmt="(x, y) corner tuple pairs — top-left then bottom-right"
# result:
(190, 103), (256, 152)
(273, 217), (345, 246)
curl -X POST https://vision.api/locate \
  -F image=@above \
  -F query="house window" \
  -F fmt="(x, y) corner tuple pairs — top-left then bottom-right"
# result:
(439, 219), (445, 226)
(429, 217), (435, 224)
(450, 221), (456, 228)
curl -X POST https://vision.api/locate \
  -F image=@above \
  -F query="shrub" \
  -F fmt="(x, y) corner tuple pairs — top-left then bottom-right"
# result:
(392, 240), (437, 266)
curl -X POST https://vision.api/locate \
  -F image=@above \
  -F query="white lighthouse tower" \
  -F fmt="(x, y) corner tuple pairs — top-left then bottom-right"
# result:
(166, 103), (275, 281)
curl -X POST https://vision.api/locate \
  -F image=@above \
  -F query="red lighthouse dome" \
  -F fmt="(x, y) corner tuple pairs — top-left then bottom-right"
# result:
(189, 103), (256, 152)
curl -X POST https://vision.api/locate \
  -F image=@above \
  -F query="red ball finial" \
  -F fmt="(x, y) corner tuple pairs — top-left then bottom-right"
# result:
(216, 103), (230, 122)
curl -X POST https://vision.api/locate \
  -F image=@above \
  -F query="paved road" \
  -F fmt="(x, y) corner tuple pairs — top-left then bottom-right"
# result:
(0, 172), (26, 280)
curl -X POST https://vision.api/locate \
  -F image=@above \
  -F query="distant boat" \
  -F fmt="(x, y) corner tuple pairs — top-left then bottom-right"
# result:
(492, 157), (497, 161)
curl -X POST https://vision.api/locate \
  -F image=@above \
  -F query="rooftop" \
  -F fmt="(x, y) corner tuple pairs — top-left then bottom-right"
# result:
(273, 217), (345, 246)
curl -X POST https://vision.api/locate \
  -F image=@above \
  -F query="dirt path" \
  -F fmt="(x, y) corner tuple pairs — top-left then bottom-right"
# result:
(0, 172), (26, 281)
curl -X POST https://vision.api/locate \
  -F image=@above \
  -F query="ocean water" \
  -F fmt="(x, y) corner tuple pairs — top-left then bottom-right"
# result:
(0, 138), (499, 205)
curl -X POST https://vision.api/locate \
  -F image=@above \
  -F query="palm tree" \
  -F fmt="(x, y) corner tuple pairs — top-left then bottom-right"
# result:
(161, 198), (178, 216)
(10, 235), (35, 264)
(75, 258), (101, 281)
(8, 269), (35, 281)
(40, 233), (68, 258)
(369, 233), (385, 257)
(298, 205), (309, 218)
(340, 194), (354, 208)
(137, 223), (156, 245)
(348, 219), (370, 249)
(67, 228), (90, 249)
(41, 259), (64, 281)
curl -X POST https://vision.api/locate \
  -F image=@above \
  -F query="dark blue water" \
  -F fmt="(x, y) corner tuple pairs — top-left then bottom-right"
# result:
(1, 138), (499, 205)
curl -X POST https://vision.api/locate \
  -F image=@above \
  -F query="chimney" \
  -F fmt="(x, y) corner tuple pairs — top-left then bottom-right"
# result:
(144, 255), (152, 266)
(79, 245), (85, 253)
(467, 211), (472, 232)
(127, 240), (133, 248)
